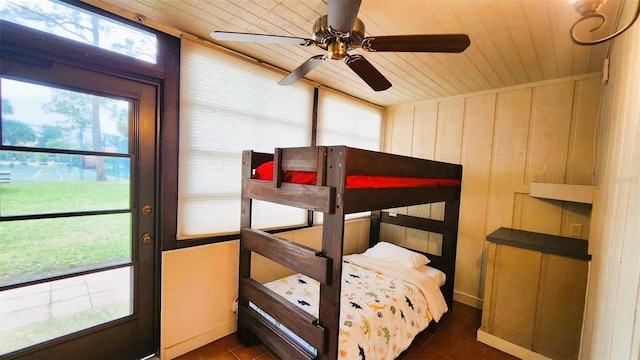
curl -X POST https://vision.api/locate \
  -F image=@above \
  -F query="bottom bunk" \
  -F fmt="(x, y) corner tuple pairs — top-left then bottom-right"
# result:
(250, 247), (448, 359)
(237, 210), (458, 360)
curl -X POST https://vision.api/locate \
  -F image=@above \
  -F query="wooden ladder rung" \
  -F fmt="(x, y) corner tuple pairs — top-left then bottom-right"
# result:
(241, 278), (326, 352)
(239, 306), (317, 360)
(242, 228), (331, 284)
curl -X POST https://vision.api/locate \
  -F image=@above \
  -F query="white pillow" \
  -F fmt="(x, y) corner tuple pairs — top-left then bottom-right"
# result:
(361, 241), (430, 269)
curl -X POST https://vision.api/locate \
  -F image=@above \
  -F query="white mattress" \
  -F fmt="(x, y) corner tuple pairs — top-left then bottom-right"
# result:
(416, 265), (446, 287)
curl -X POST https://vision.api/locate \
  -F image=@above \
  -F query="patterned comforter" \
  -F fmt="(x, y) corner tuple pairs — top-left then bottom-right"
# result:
(259, 254), (448, 360)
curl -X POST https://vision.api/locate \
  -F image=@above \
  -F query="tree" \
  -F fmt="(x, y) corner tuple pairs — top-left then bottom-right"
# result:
(2, 1), (115, 47)
(2, 98), (36, 146)
(2, 98), (14, 116)
(2, 119), (36, 146)
(111, 38), (156, 63)
(37, 124), (67, 148)
(42, 89), (108, 180)
(1, 0), (154, 180)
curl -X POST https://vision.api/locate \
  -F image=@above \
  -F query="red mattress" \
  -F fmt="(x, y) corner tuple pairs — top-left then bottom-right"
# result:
(253, 161), (460, 188)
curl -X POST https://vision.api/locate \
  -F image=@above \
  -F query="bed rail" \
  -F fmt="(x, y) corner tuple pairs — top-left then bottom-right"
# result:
(242, 180), (336, 213)
(339, 146), (461, 179)
(379, 211), (446, 234)
(277, 146), (327, 174)
(343, 185), (460, 213)
(255, 145), (462, 179)
(242, 229), (331, 284)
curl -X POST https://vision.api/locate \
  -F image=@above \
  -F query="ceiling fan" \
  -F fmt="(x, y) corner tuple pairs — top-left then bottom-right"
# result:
(210, 0), (470, 91)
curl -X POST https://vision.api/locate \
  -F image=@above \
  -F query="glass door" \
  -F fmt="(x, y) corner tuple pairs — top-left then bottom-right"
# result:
(0, 57), (157, 358)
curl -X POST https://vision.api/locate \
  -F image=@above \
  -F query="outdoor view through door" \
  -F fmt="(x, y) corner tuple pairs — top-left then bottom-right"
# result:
(0, 71), (157, 357)
(0, 79), (132, 354)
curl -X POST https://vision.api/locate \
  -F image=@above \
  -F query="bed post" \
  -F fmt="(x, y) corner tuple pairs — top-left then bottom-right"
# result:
(369, 210), (381, 247)
(442, 166), (462, 310)
(237, 150), (257, 345)
(318, 146), (346, 360)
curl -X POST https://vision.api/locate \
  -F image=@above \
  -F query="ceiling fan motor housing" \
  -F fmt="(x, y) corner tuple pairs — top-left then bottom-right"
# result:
(313, 14), (366, 46)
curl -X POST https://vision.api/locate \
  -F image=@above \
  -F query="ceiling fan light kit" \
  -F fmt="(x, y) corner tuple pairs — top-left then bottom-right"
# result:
(210, 0), (470, 91)
(570, 0), (640, 45)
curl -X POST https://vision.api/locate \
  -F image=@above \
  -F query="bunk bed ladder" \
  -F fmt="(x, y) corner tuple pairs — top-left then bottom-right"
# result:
(239, 150), (337, 359)
(237, 229), (331, 358)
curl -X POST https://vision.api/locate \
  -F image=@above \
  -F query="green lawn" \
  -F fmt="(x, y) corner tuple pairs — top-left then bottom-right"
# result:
(0, 181), (131, 286)
(0, 180), (129, 215)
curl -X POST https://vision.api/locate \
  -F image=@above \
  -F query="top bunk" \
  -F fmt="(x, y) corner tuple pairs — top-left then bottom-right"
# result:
(242, 145), (463, 214)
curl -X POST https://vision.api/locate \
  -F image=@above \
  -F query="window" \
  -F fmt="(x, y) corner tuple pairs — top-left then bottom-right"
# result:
(0, 0), (157, 64)
(0, 78), (133, 285)
(178, 39), (314, 239)
(316, 89), (383, 222)
(317, 89), (383, 151)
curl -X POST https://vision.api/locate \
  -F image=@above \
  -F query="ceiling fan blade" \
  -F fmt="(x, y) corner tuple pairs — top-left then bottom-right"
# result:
(362, 34), (471, 53)
(211, 31), (313, 46)
(328, 0), (362, 33)
(278, 55), (326, 86)
(344, 54), (391, 92)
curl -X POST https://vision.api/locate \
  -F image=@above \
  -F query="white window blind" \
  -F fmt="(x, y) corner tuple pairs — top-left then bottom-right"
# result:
(317, 89), (383, 151)
(178, 39), (313, 239)
(316, 89), (383, 222)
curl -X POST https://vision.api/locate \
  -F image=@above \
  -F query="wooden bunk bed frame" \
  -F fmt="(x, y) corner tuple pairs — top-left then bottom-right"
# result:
(238, 146), (462, 360)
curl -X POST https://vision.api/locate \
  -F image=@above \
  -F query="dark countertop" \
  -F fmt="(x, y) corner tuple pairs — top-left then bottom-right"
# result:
(487, 227), (591, 261)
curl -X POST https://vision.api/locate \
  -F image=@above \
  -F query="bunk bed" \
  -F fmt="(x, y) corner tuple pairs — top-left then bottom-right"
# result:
(238, 146), (462, 360)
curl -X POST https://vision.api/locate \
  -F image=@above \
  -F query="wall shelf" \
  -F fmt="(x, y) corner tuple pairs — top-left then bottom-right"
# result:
(486, 227), (591, 261)
(529, 182), (596, 204)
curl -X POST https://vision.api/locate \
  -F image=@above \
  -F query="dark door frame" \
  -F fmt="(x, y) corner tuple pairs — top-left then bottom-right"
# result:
(0, 13), (179, 359)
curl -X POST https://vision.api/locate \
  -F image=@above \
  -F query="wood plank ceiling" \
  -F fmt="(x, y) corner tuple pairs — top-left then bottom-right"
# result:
(85, 0), (624, 107)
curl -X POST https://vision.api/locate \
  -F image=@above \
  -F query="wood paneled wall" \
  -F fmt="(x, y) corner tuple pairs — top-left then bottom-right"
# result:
(580, 10), (640, 359)
(382, 74), (601, 307)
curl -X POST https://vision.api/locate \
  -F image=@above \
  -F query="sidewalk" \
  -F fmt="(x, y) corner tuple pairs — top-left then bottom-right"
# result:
(0, 267), (131, 354)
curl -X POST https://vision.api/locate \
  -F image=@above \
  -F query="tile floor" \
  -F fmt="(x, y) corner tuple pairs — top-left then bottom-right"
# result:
(175, 302), (518, 360)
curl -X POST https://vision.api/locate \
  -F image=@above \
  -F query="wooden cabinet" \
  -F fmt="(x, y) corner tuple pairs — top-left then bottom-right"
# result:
(478, 228), (590, 360)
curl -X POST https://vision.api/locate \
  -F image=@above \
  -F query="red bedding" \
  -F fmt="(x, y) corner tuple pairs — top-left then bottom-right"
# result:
(253, 161), (460, 188)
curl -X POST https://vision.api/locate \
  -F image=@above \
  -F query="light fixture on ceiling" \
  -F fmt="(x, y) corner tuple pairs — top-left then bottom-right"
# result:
(570, 0), (640, 45)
